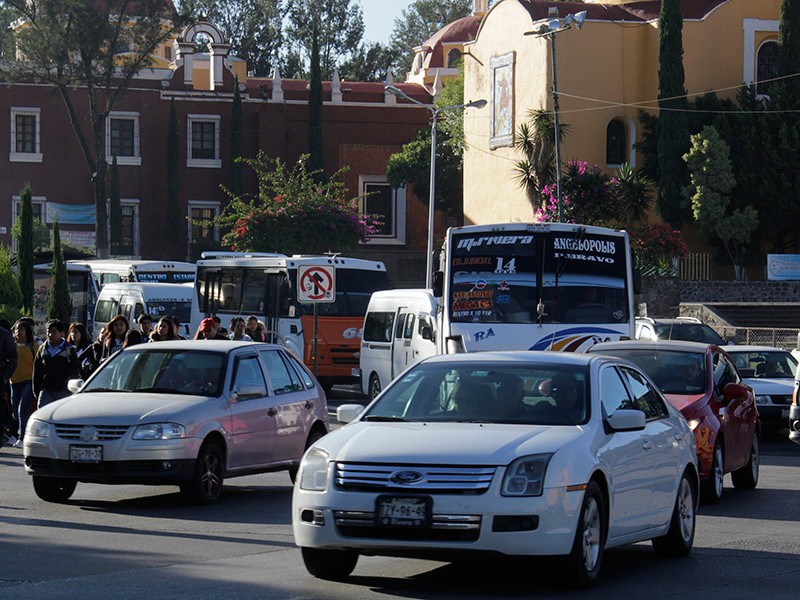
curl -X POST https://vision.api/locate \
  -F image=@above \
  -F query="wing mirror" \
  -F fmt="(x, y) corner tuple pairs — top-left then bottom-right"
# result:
(67, 379), (85, 393)
(606, 409), (646, 431)
(231, 385), (265, 402)
(337, 404), (365, 423)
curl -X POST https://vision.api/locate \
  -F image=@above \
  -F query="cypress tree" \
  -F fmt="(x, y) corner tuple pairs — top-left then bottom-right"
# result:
(166, 99), (181, 244)
(230, 75), (244, 197)
(657, 0), (690, 226)
(109, 157), (122, 255)
(18, 182), (34, 316)
(308, 21), (325, 180)
(48, 221), (72, 322)
(778, 0), (800, 104)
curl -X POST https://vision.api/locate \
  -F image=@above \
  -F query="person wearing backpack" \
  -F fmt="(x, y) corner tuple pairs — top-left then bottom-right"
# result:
(32, 319), (80, 409)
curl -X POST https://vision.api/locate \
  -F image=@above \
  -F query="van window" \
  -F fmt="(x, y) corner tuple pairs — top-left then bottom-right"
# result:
(147, 300), (192, 323)
(95, 299), (119, 323)
(364, 311), (394, 343)
(403, 314), (416, 339)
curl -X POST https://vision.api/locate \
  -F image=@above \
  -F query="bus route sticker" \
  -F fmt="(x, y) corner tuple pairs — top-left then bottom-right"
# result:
(298, 265), (336, 303)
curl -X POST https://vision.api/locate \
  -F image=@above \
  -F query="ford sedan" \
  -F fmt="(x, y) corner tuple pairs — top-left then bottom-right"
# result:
(292, 352), (698, 587)
(24, 340), (329, 504)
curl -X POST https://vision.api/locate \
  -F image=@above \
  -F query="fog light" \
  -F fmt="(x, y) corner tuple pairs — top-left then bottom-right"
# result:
(492, 515), (539, 532)
(300, 509), (325, 525)
(161, 461), (173, 470)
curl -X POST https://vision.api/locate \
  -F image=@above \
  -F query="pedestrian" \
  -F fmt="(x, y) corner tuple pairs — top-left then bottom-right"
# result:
(79, 326), (106, 380)
(32, 319), (80, 409)
(136, 314), (153, 339)
(68, 322), (91, 354)
(8, 319), (40, 448)
(123, 329), (143, 348)
(229, 317), (253, 341)
(194, 317), (228, 340)
(0, 319), (19, 447)
(245, 315), (265, 342)
(101, 315), (129, 361)
(150, 316), (182, 342)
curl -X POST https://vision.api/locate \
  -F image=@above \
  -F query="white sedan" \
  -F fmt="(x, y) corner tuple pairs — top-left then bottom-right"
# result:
(292, 351), (698, 587)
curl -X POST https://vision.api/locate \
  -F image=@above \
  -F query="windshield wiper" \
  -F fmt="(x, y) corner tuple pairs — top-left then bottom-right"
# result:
(131, 387), (180, 393)
(361, 415), (407, 422)
(83, 387), (119, 393)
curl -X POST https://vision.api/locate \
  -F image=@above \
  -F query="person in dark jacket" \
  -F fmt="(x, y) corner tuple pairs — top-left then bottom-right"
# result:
(0, 320), (18, 446)
(32, 319), (80, 409)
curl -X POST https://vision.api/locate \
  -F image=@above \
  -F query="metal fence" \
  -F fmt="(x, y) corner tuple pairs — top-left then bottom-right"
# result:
(717, 326), (800, 351)
(679, 253), (713, 280)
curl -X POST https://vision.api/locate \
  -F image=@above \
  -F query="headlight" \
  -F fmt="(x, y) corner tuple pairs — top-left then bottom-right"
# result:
(502, 453), (552, 497)
(26, 418), (49, 438)
(299, 448), (329, 491)
(132, 423), (185, 440)
(687, 418), (701, 430)
(754, 395), (772, 406)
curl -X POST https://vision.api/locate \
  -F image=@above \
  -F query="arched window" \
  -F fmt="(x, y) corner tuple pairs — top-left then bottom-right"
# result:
(756, 40), (779, 95)
(447, 49), (462, 68)
(606, 119), (627, 166)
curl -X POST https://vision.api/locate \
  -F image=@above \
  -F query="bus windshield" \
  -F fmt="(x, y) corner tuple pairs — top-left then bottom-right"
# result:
(448, 228), (629, 325)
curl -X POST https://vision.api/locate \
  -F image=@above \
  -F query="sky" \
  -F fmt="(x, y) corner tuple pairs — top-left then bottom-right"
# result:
(359, 0), (416, 45)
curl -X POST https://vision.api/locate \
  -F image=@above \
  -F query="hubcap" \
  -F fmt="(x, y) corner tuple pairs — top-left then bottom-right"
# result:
(201, 453), (222, 497)
(581, 497), (601, 571)
(677, 479), (695, 541)
(713, 445), (723, 497)
(750, 437), (759, 479)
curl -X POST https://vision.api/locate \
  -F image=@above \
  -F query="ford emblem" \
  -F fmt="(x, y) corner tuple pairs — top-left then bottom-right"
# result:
(79, 426), (98, 442)
(389, 470), (424, 485)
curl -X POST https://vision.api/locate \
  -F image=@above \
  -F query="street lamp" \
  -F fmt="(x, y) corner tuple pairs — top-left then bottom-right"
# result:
(530, 10), (586, 223)
(385, 84), (487, 289)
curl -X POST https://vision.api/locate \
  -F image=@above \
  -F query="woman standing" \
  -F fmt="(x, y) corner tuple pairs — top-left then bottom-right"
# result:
(101, 315), (129, 361)
(150, 316), (182, 342)
(68, 322), (91, 355)
(9, 320), (41, 448)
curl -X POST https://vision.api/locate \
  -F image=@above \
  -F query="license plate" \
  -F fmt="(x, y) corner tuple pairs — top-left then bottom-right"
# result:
(70, 445), (102, 463)
(376, 495), (431, 527)
(783, 408), (790, 419)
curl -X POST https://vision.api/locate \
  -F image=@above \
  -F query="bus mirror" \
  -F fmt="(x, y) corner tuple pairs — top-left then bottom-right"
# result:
(446, 335), (466, 354)
(432, 271), (443, 297)
(420, 324), (434, 342)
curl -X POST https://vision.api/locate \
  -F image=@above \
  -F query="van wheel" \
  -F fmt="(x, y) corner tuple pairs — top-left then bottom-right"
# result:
(368, 374), (381, 400)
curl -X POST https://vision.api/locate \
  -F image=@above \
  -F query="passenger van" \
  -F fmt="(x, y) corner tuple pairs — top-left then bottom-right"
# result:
(94, 282), (196, 338)
(359, 289), (438, 400)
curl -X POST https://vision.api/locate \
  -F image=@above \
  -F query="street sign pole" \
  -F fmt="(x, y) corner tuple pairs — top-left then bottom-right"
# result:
(296, 264), (337, 381)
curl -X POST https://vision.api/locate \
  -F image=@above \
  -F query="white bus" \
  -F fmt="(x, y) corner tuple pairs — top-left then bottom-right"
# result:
(194, 254), (391, 389)
(32, 262), (99, 335)
(70, 259), (197, 289)
(435, 222), (636, 354)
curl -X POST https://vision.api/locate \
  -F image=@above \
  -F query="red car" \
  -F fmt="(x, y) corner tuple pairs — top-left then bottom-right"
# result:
(588, 340), (760, 503)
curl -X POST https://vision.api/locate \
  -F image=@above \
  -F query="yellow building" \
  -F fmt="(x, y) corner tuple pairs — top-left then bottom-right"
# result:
(463, 0), (782, 225)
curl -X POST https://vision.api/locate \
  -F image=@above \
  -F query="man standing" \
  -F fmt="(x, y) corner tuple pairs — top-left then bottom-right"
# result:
(0, 320), (18, 447)
(32, 319), (80, 409)
(136, 314), (153, 340)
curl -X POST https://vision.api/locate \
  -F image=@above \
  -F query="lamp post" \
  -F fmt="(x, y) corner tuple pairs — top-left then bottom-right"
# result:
(531, 10), (586, 223)
(385, 85), (487, 289)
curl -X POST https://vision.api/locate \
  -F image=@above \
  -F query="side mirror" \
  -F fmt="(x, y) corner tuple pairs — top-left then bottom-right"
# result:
(420, 324), (434, 341)
(606, 409), (646, 431)
(337, 403), (365, 423)
(231, 384), (265, 401)
(67, 378), (85, 393)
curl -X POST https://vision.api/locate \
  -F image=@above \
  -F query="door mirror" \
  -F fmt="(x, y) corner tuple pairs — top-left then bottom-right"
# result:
(605, 409), (646, 431)
(231, 384), (265, 401)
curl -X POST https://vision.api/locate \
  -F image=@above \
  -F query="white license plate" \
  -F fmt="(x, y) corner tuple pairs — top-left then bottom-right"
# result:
(70, 445), (102, 463)
(376, 495), (431, 527)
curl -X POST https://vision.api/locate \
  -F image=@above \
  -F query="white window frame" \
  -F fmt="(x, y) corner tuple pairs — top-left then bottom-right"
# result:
(11, 195), (47, 252)
(743, 19), (779, 87)
(105, 111), (141, 166)
(188, 200), (221, 245)
(359, 175), (406, 246)
(605, 116), (637, 169)
(106, 198), (141, 257)
(187, 114), (221, 168)
(10, 107), (42, 162)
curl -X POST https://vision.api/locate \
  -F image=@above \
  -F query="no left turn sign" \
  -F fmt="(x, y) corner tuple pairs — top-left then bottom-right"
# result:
(298, 265), (336, 303)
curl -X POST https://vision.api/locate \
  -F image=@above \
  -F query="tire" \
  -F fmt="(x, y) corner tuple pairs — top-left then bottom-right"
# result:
(560, 480), (605, 588)
(731, 432), (759, 490)
(181, 442), (224, 504)
(368, 373), (381, 400)
(289, 428), (326, 484)
(32, 476), (77, 503)
(301, 547), (358, 581)
(652, 472), (696, 556)
(701, 441), (724, 504)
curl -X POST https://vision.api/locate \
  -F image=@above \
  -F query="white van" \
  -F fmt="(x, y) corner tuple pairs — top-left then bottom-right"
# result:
(359, 289), (438, 399)
(94, 282), (196, 338)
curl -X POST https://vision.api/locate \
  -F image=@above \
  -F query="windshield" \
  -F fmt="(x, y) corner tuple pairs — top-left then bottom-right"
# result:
(362, 362), (590, 425)
(448, 229), (629, 324)
(594, 348), (707, 395)
(727, 350), (797, 379)
(654, 323), (724, 345)
(83, 348), (226, 396)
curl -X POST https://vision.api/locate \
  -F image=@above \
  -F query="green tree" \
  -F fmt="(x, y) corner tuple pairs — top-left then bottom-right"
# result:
(166, 99), (181, 242)
(683, 126), (758, 280)
(217, 152), (377, 254)
(388, 0), (471, 78)
(308, 23), (324, 177)
(109, 157), (122, 255)
(338, 41), (393, 82)
(0, 244), (23, 324)
(0, 3), (20, 60)
(513, 109), (570, 212)
(181, 0), (282, 76)
(47, 221), (72, 321)
(284, 0), (364, 79)
(230, 76), (244, 197)
(656, 0), (690, 226)
(1, 1), (191, 258)
(777, 0), (800, 104)
(16, 182), (35, 316)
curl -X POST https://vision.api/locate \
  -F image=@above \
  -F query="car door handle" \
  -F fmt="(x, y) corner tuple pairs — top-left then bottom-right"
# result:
(642, 440), (653, 450)
(267, 407), (277, 417)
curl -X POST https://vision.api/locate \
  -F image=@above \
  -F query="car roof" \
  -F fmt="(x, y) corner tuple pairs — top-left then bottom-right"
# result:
(420, 350), (607, 368)
(722, 345), (789, 353)
(123, 340), (281, 352)
(636, 317), (701, 324)
(589, 339), (719, 353)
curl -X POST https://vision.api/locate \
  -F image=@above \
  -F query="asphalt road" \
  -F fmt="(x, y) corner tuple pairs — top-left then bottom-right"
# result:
(1, 412), (799, 599)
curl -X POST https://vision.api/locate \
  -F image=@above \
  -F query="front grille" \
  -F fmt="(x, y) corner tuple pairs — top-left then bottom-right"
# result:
(335, 463), (496, 494)
(329, 348), (359, 366)
(334, 510), (481, 542)
(55, 424), (130, 441)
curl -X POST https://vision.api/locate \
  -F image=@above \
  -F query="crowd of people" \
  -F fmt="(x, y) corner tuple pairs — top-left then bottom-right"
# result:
(0, 313), (272, 449)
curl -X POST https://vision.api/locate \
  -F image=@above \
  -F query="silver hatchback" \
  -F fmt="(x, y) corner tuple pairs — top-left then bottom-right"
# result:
(24, 340), (329, 503)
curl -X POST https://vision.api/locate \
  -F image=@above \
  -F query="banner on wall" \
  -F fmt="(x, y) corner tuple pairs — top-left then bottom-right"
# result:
(767, 255), (800, 281)
(60, 230), (96, 250)
(45, 203), (96, 225)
